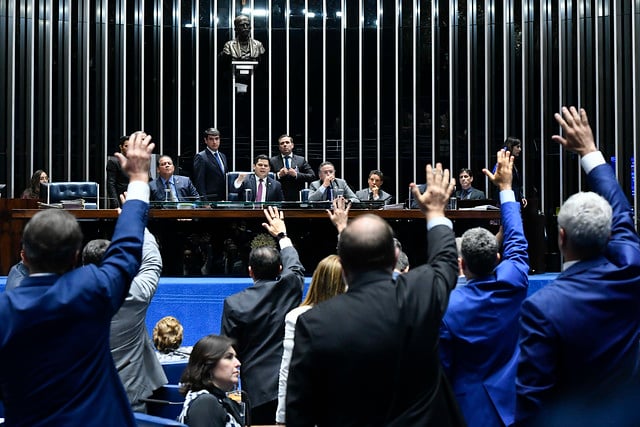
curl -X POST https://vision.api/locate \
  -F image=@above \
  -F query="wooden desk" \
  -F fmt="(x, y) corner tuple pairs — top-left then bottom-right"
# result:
(3, 207), (500, 275)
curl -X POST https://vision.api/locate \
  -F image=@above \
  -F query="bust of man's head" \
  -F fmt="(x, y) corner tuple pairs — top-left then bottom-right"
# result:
(234, 15), (251, 42)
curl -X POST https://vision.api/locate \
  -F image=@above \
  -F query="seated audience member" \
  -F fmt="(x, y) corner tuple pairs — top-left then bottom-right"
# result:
(153, 315), (193, 362)
(107, 135), (131, 208)
(355, 169), (394, 204)
(275, 254), (347, 424)
(454, 168), (485, 200)
(21, 169), (48, 200)
(439, 149), (529, 427)
(234, 154), (284, 202)
(221, 206), (305, 425)
(82, 228), (168, 413)
(149, 154), (200, 202)
(4, 256), (28, 291)
(515, 107), (640, 425)
(178, 334), (244, 427)
(308, 161), (359, 203)
(0, 132), (153, 425)
(286, 164), (465, 426)
(270, 134), (316, 201)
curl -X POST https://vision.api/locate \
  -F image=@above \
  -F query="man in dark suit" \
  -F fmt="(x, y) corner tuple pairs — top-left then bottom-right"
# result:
(221, 206), (304, 425)
(286, 164), (465, 426)
(149, 155), (200, 202)
(193, 127), (228, 201)
(106, 135), (131, 208)
(515, 107), (640, 425)
(308, 161), (359, 203)
(454, 168), (486, 200)
(440, 149), (529, 427)
(269, 134), (316, 201)
(234, 154), (284, 202)
(355, 169), (394, 204)
(0, 132), (154, 425)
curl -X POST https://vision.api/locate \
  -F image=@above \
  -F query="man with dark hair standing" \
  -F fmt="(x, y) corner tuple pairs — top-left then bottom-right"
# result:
(270, 134), (316, 201)
(82, 229), (168, 414)
(515, 107), (640, 425)
(106, 135), (131, 208)
(0, 132), (154, 425)
(439, 149), (529, 427)
(221, 207), (305, 425)
(287, 164), (465, 426)
(234, 154), (284, 202)
(193, 128), (228, 201)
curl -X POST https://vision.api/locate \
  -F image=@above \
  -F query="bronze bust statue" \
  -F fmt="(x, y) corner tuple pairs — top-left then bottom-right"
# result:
(222, 15), (265, 61)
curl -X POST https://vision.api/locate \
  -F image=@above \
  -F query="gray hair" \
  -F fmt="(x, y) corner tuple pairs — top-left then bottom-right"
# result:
(460, 227), (498, 276)
(557, 191), (612, 258)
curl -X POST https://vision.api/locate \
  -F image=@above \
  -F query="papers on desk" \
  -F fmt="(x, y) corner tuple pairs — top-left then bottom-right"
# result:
(458, 204), (500, 211)
(383, 203), (405, 210)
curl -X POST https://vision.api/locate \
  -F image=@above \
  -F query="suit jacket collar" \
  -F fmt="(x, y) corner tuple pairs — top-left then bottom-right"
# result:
(557, 254), (607, 278)
(20, 274), (60, 288)
(346, 269), (393, 290)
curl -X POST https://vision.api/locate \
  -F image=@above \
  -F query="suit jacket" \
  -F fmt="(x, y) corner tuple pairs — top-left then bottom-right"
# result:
(237, 174), (284, 202)
(355, 188), (394, 204)
(107, 157), (130, 208)
(149, 175), (200, 202)
(515, 161), (640, 425)
(110, 229), (168, 410)
(269, 154), (316, 201)
(308, 178), (360, 203)
(221, 245), (305, 408)
(286, 224), (465, 427)
(0, 199), (148, 426)
(440, 194), (529, 427)
(455, 186), (485, 200)
(193, 149), (228, 201)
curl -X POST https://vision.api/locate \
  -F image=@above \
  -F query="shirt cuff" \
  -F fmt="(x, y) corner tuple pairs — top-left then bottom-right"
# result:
(125, 181), (150, 203)
(500, 189), (516, 204)
(278, 237), (293, 249)
(427, 216), (453, 230)
(581, 151), (606, 175)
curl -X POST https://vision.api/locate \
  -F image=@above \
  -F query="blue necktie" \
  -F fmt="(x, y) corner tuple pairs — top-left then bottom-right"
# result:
(326, 187), (333, 201)
(285, 156), (291, 169)
(214, 151), (224, 172)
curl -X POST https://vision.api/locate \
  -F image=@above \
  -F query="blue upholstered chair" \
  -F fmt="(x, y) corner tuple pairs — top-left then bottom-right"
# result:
(161, 361), (188, 385)
(40, 182), (99, 208)
(142, 384), (185, 421)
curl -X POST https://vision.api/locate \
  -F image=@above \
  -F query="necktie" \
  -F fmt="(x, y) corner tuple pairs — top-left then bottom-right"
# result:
(326, 186), (333, 201)
(285, 156), (291, 169)
(214, 151), (225, 172)
(166, 180), (178, 202)
(369, 192), (374, 201)
(256, 179), (264, 202)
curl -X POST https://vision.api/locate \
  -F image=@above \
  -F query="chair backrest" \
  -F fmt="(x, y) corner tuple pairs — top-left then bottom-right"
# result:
(143, 384), (185, 421)
(40, 182), (99, 208)
(161, 360), (188, 384)
(226, 172), (275, 201)
(134, 412), (187, 427)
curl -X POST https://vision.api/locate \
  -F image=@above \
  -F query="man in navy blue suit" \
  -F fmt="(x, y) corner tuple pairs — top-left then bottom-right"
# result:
(515, 107), (640, 425)
(149, 154), (200, 202)
(193, 127), (228, 201)
(440, 148), (529, 427)
(234, 154), (284, 202)
(0, 132), (154, 426)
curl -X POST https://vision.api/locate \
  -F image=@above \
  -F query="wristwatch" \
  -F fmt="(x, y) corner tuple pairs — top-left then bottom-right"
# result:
(276, 232), (287, 240)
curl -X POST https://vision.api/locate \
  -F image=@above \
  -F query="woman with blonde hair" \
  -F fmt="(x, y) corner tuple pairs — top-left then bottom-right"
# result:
(153, 315), (191, 362)
(275, 254), (346, 423)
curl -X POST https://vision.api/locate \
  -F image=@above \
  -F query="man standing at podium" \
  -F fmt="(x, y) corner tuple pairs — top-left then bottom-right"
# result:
(270, 134), (316, 201)
(193, 128), (228, 201)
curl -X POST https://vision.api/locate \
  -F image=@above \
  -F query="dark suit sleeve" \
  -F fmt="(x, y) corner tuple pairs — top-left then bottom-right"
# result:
(106, 159), (120, 207)
(295, 157), (316, 182)
(193, 153), (207, 199)
(272, 180), (284, 201)
(220, 299), (241, 339)
(286, 315), (317, 427)
(425, 224), (459, 312)
(185, 178), (200, 200)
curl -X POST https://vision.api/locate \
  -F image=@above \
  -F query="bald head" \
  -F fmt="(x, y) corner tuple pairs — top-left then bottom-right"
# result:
(338, 214), (396, 276)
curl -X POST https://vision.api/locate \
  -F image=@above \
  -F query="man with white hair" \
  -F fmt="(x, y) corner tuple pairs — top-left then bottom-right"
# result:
(515, 107), (640, 425)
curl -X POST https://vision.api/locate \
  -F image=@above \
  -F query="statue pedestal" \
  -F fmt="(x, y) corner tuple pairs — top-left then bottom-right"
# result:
(230, 61), (259, 168)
